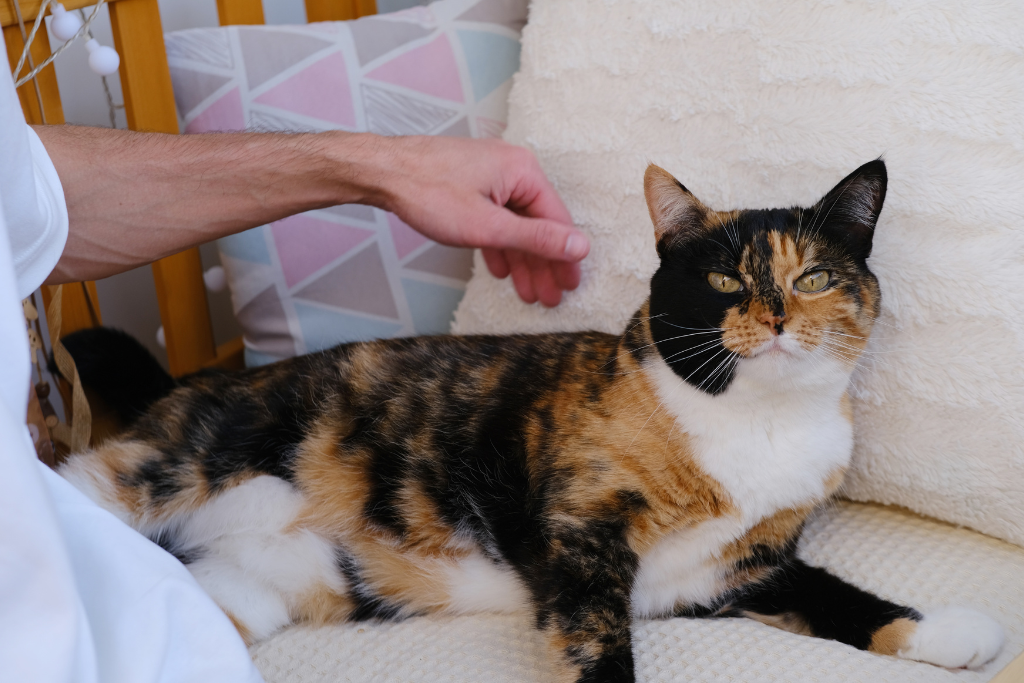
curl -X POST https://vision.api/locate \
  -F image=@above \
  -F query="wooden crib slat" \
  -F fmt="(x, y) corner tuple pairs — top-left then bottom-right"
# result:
(109, 0), (219, 377)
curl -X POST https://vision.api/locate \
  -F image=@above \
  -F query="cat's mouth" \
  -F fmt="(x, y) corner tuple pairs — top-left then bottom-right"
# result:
(748, 335), (802, 358)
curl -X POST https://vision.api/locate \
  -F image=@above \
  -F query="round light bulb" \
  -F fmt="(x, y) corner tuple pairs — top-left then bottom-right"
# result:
(203, 266), (227, 293)
(49, 4), (82, 42)
(85, 39), (120, 76)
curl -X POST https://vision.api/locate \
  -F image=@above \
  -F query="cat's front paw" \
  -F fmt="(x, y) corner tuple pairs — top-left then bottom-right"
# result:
(900, 607), (1004, 669)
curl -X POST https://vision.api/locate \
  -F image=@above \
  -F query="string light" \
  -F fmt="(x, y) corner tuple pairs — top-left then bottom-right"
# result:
(85, 38), (119, 75)
(13, 0), (119, 88)
(49, 3), (82, 41)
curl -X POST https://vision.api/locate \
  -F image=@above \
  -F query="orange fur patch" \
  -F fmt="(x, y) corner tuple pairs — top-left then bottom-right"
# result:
(870, 617), (918, 656)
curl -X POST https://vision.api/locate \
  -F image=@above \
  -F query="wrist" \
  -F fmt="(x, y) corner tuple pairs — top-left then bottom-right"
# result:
(318, 131), (404, 211)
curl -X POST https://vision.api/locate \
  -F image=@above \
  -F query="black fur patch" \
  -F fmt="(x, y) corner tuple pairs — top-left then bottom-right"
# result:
(727, 557), (921, 650)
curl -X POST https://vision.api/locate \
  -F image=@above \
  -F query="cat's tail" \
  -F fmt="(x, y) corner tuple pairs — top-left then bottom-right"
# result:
(49, 326), (177, 428)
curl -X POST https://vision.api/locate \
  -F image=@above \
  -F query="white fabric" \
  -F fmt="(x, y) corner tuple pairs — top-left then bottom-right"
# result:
(251, 501), (1024, 682)
(0, 33), (262, 683)
(452, 0), (1024, 547)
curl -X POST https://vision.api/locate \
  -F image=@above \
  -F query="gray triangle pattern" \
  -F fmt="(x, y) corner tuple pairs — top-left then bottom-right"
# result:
(236, 285), (298, 357)
(456, 0), (529, 32)
(293, 244), (399, 319)
(238, 27), (335, 90)
(169, 67), (233, 117)
(248, 109), (324, 133)
(166, 30), (233, 69)
(350, 17), (434, 66)
(404, 244), (474, 281)
(361, 84), (459, 136)
(322, 204), (376, 222)
(437, 116), (472, 137)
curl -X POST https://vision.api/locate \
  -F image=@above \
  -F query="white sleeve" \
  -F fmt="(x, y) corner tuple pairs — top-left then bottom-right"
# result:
(1, 37), (69, 298)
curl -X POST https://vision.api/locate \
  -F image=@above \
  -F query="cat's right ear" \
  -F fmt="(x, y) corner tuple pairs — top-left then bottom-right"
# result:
(644, 165), (709, 252)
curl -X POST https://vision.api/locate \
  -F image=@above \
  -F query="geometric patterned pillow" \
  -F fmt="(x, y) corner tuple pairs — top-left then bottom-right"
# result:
(164, 0), (526, 366)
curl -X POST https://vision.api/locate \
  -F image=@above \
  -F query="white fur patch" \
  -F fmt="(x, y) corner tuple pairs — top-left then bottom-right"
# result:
(58, 451), (128, 521)
(176, 476), (345, 640)
(633, 345), (854, 613)
(900, 607), (1005, 669)
(632, 516), (743, 616)
(647, 346), (853, 525)
(444, 552), (529, 615)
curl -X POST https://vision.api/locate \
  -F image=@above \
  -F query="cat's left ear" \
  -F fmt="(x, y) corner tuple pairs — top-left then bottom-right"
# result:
(644, 164), (711, 253)
(814, 159), (887, 259)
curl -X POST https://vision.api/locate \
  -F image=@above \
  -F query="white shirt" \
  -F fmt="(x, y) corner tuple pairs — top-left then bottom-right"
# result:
(1, 33), (263, 683)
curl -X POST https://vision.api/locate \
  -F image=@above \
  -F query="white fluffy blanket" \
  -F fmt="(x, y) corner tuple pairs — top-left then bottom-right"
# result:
(452, 0), (1024, 547)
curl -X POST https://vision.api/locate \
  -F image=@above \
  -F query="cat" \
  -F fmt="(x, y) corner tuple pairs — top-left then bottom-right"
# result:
(59, 160), (1004, 682)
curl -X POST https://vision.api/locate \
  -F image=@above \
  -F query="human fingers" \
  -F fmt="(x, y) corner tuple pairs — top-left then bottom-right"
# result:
(481, 247), (510, 279)
(503, 150), (574, 226)
(551, 260), (581, 292)
(474, 203), (590, 264)
(505, 250), (537, 304)
(526, 254), (563, 308)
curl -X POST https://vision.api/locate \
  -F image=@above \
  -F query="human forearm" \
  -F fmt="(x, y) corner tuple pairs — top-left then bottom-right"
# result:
(37, 125), (588, 304)
(37, 125), (388, 282)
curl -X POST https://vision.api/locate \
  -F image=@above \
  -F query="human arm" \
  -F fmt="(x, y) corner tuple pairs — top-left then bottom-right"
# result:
(35, 125), (588, 306)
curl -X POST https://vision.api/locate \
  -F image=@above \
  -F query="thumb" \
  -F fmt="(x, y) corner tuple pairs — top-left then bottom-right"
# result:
(478, 205), (590, 263)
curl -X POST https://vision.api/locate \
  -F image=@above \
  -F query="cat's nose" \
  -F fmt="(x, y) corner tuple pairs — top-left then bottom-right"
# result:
(758, 312), (786, 335)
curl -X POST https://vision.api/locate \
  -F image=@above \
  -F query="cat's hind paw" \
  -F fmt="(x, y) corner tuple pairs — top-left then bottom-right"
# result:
(900, 606), (1004, 669)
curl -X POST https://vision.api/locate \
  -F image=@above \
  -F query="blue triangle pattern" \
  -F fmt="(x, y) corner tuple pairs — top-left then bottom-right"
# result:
(456, 30), (521, 102)
(293, 301), (404, 351)
(402, 278), (465, 335)
(245, 347), (283, 368)
(218, 226), (272, 264)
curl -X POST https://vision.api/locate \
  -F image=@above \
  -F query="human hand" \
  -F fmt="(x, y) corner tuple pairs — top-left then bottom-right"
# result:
(356, 135), (589, 307)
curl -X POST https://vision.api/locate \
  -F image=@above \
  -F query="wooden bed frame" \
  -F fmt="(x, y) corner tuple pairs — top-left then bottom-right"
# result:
(3, 0), (376, 378)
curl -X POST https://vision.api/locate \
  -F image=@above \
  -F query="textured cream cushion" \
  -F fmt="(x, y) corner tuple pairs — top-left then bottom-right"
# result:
(251, 502), (1024, 682)
(450, 0), (1024, 547)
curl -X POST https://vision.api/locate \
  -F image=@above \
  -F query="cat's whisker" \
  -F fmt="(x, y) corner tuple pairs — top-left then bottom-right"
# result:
(683, 344), (736, 386)
(664, 338), (740, 367)
(594, 332), (730, 375)
(817, 329), (868, 341)
(655, 321), (733, 332)
(696, 351), (738, 393)
(861, 313), (901, 330)
(661, 338), (730, 364)
(817, 336), (888, 360)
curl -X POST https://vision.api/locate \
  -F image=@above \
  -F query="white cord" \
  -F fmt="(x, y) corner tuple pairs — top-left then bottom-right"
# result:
(12, 0), (51, 80)
(14, 0), (108, 89)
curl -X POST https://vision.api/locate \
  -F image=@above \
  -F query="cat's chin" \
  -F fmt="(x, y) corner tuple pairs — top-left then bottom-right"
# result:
(735, 337), (850, 391)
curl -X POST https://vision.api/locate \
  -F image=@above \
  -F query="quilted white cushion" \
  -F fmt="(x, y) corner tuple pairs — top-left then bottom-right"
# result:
(251, 502), (1023, 682)
(451, 0), (1024, 547)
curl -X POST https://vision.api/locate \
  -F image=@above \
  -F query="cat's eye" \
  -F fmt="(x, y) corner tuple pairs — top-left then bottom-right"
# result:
(795, 270), (830, 293)
(707, 272), (742, 293)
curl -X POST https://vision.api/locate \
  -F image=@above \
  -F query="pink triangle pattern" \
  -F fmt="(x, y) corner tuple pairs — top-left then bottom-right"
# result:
(388, 212), (430, 260)
(185, 87), (244, 133)
(272, 214), (374, 288)
(476, 117), (507, 139)
(254, 52), (357, 127)
(365, 33), (463, 103)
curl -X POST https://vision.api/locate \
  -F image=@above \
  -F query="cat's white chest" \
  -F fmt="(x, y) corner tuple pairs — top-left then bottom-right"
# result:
(632, 355), (854, 616)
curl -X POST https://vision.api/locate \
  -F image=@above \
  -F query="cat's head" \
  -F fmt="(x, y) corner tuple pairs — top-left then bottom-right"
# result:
(644, 160), (885, 395)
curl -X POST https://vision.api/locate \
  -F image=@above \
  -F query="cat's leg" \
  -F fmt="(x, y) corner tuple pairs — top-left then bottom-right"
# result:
(729, 558), (1004, 669)
(170, 476), (349, 644)
(535, 523), (638, 683)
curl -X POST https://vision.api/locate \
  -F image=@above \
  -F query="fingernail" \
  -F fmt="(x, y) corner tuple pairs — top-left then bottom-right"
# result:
(565, 233), (589, 260)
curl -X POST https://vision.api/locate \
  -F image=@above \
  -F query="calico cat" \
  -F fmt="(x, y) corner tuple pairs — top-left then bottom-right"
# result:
(59, 160), (1004, 682)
